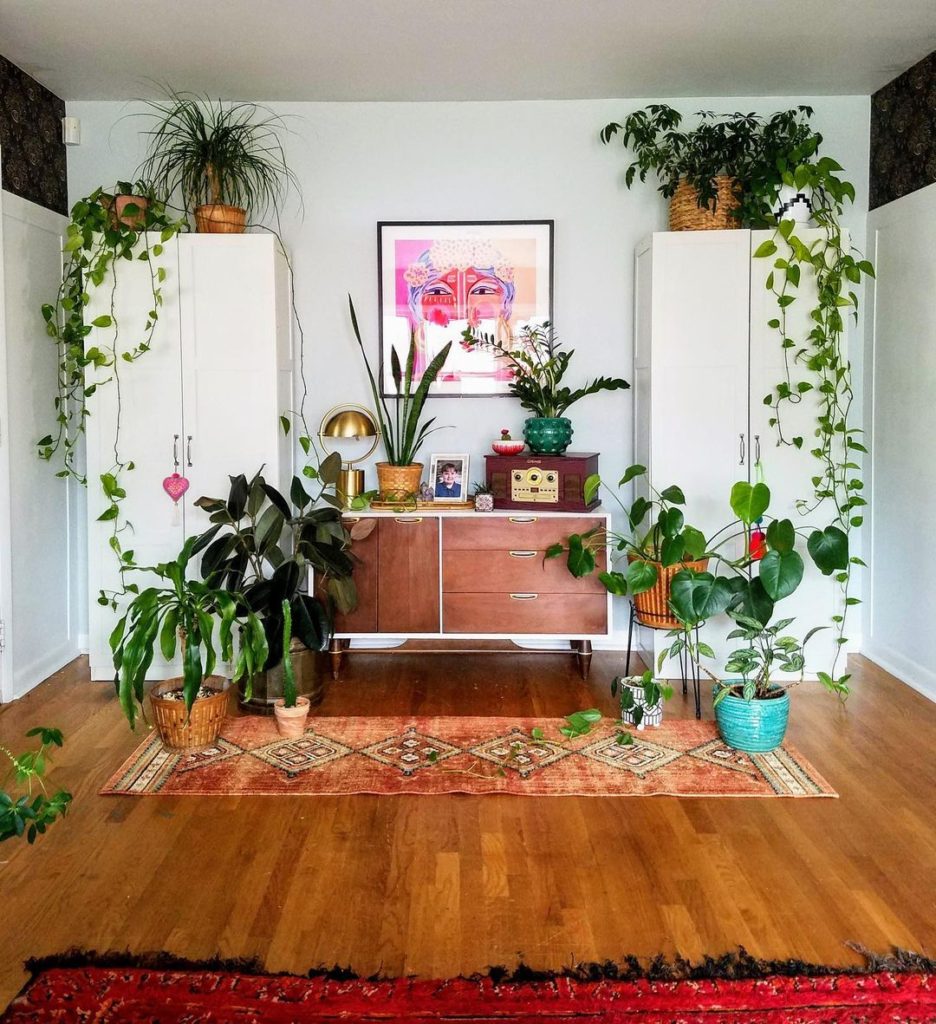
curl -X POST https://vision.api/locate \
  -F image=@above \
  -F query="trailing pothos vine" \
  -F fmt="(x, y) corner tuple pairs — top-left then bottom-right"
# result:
(752, 157), (874, 683)
(38, 183), (187, 608)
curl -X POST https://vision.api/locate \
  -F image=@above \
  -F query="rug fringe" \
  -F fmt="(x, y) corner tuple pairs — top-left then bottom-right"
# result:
(25, 944), (936, 983)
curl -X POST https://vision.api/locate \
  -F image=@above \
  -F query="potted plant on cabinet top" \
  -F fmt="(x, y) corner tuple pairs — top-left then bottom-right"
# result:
(193, 467), (358, 714)
(599, 104), (820, 230)
(137, 90), (299, 232)
(110, 536), (269, 748)
(472, 481), (495, 513)
(461, 322), (629, 454)
(348, 296), (452, 501)
(547, 464), (707, 627)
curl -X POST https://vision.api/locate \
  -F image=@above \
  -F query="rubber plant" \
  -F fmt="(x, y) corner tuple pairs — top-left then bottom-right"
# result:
(0, 727), (72, 844)
(39, 181), (187, 608)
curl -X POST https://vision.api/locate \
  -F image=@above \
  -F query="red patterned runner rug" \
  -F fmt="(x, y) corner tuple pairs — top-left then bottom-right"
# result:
(2, 951), (933, 1023)
(102, 716), (835, 797)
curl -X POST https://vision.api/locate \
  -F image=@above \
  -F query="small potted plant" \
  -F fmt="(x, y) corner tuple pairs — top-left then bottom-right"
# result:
(599, 104), (820, 229)
(472, 481), (495, 513)
(0, 727), (72, 845)
(612, 669), (671, 730)
(547, 465), (707, 627)
(137, 89), (299, 232)
(273, 600), (310, 738)
(461, 322), (629, 454)
(110, 536), (269, 748)
(348, 296), (452, 500)
(491, 428), (524, 457)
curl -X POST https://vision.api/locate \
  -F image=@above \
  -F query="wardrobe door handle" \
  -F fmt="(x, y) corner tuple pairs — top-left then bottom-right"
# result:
(754, 434), (761, 463)
(172, 434), (180, 469)
(739, 433), (746, 466)
(186, 435), (193, 468)
(509, 550), (537, 558)
(509, 593), (538, 601)
(509, 516), (538, 524)
(394, 517), (422, 524)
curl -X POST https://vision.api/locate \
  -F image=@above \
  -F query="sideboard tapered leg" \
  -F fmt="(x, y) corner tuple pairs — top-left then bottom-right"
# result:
(572, 639), (593, 680)
(329, 638), (344, 680)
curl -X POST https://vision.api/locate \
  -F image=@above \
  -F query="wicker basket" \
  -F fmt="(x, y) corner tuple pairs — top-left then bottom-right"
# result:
(629, 556), (710, 630)
(376, 462), (423, 501)
(194, 204), (247, 233)
(669, 177), (740, 231)
(150, 676), (229, 750)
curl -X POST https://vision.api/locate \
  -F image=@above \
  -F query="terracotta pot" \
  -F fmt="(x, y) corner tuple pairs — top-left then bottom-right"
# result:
(273, 696), (311, 739)
(150, 675), (229, 751)
(238, 642), (327, 716)
(376, 462), (423, 501)
(195, 204), (247, 233)
(114, 194), (149, 229)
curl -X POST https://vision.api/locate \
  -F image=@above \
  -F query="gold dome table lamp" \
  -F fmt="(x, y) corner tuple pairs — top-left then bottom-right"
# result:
(319, 404), (380, 505)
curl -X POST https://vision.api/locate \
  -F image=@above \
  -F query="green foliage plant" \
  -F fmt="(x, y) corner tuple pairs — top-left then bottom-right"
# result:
(279, 599), (298, 708)
(0, 727), (72, 844)
(460, 322), (629, 418)
(545, 465), (707, 598)
(599, 104), (818, 221)
(109, 535), (269, 729)
(192, 469), (357, 672)
(38, 183), (187, 607)
(348, 296), (452, 466)
(136, 90), (300, 223)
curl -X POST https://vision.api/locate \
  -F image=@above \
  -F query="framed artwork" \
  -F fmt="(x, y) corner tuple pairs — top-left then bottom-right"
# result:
(378, 220), (553, 397)
(428, 453), (469, 503)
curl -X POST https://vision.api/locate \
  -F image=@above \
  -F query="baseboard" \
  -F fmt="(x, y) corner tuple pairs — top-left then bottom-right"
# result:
(76, 633), (90, 655)
(862, 641), (936, 704)
(13, 642), (80, 699)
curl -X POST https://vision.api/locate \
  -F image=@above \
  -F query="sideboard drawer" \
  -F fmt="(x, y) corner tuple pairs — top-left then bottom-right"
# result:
(443, 592), (607, 634)
(443, 516), (604, 551)
(443, 548), (606, 594)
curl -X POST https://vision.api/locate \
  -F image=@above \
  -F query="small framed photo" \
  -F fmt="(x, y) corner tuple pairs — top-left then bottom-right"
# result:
(429, 454), (469, 502)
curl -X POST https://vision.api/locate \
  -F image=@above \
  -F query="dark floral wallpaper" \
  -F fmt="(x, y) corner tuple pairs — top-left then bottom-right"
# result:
(870, 50), (936, 210)
(0, 54), (67, 215)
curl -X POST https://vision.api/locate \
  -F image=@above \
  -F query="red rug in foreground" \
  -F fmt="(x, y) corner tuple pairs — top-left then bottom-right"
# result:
(102, 716), (836, 798)
(3, 958), (934, 1023)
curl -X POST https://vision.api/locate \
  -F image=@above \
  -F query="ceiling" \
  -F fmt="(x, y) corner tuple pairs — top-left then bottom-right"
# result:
(2, 0), (934, 102)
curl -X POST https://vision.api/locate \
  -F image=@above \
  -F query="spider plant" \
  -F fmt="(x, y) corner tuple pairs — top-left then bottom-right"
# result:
(136, 89), (299, 223)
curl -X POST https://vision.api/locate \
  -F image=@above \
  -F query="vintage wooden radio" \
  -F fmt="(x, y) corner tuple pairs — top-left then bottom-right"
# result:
(484, 452), (600, 512)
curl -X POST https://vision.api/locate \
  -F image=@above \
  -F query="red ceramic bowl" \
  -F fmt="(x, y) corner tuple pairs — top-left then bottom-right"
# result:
(491, 441), (525, 456)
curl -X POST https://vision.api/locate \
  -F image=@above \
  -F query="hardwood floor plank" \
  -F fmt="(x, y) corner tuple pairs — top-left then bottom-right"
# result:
(0, 653), (934, 1010)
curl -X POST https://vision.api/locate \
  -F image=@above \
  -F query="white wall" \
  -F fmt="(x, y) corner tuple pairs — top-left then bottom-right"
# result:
(65, 95), (870, 640)
(0, 188), (82, 700)
(862, 181), (936, 702)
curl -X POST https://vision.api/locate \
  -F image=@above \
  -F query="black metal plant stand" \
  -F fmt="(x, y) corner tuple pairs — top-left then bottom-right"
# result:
(624, 602), (702, 720)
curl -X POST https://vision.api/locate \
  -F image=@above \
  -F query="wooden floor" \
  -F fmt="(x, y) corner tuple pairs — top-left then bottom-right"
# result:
(0, 649), (934, 1008)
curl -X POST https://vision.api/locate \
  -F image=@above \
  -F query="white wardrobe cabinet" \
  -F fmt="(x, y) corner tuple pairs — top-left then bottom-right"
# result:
(85, 234), (293, 680)
(634, 229), (841, 677)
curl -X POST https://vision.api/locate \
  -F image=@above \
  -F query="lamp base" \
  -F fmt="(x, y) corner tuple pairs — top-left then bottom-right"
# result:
(338, 467), (365, 506)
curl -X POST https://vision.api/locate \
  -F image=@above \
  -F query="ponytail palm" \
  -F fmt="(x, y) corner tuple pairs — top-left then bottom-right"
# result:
(349, 296), (451, 465)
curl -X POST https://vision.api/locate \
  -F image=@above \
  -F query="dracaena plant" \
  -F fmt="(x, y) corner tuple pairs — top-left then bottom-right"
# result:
(349, 296), (452, 466)
(192, 468), (358, 670)
(460, 322), (629, 418)
(110, 535), (269, 729)
(545, 465), (707, 598)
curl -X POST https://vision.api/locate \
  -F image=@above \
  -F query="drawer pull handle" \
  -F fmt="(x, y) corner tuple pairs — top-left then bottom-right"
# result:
(395, 517), (423, 524)
(344, 517), (361, 524)
(508, 516), (538, 524)
(509, 593), (538, 601)
(509, 550), (537, 558)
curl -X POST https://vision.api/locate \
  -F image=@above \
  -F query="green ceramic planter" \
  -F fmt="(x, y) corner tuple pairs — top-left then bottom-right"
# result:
(523, 416), (573, 454)
(713, 682), (789, 753)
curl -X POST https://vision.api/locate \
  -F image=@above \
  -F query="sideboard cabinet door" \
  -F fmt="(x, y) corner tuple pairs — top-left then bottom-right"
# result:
(377, 517), (440, 633)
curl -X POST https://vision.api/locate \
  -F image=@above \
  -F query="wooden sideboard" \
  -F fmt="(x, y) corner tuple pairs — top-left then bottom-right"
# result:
(330, 510), (610, 679)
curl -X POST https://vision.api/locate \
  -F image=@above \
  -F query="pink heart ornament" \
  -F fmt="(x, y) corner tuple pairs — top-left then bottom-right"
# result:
(163, 473), (190, 504)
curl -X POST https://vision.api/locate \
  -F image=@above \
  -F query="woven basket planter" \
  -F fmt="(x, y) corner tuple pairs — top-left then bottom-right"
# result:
(195, 204), (247, 233)
(669, 177), (740, 231)
(376, 462), (423, 501)
(150, 676), (229, 750)
(628, 555), (709, 630)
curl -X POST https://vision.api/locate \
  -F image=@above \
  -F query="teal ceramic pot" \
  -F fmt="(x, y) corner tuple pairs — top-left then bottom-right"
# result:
(713, 681), (790, 753)
(523, 416), (573, 454)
